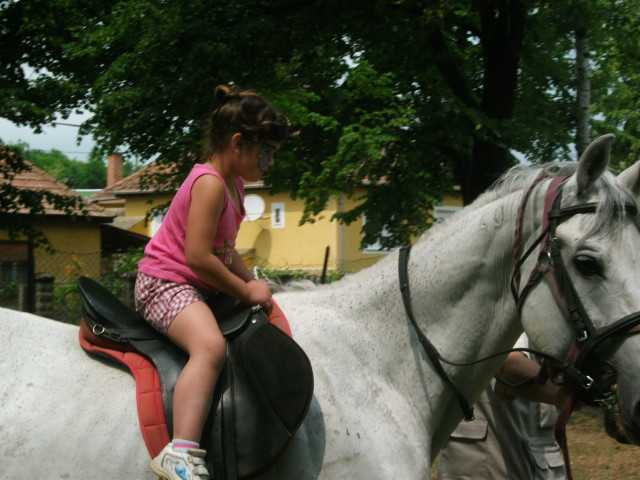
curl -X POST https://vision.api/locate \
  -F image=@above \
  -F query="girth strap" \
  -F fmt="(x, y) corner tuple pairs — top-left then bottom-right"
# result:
(398, 246), (475, 421)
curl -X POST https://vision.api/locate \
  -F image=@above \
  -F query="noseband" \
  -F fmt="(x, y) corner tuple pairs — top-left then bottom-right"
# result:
(511, 175), (640, 405)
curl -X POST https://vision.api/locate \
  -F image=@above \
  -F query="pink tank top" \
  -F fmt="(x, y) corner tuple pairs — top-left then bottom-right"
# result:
(138, 163), (245, 291)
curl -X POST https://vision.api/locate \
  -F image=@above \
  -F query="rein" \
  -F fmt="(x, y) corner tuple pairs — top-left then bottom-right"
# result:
(511, 174), (640, 480)
(398, 173), (640, 476)
(398, 245), (596, 422)
(399, 246), (475, 421)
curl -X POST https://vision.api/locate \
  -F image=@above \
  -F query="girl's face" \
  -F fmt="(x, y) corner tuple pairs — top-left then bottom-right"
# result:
(238, 140), (279, 181)
(257, 143), (277, 170)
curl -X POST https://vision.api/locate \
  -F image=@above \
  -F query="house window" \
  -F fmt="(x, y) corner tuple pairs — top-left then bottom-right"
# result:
(271, 203), (285, 229)
(433, 205), (462, 223)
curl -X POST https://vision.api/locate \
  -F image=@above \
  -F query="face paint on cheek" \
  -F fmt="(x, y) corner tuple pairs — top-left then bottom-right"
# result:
(258, 143), (276, 169)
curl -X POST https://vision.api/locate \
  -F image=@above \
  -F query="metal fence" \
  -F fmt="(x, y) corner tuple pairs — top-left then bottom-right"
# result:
(0, 239), (371, 325)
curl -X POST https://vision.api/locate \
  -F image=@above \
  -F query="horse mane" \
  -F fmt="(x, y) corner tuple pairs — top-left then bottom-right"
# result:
(469, 162), (576, 210)
(468, 161), (636, 239)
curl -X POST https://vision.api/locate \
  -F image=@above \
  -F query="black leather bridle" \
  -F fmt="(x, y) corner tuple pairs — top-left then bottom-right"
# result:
(509, 173), (640, 480)
(398, 173), (640, 424)
(512, 175), (640, 406)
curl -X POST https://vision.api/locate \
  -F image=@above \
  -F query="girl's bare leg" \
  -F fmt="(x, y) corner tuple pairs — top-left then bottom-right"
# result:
(166, 301), (226, 442)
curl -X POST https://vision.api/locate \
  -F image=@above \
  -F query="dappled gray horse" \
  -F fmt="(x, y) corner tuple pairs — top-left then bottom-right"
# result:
(2, 134), (640, 479)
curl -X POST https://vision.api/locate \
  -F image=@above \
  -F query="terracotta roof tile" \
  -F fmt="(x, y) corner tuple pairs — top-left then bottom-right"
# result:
(90, 162), (177, 200)
(1, 159), (115, 220)
(244, 179), (265, 188)
(90, 161), (266, 199)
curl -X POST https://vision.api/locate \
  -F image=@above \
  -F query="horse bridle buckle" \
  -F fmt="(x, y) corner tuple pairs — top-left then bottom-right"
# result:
(579, 374), (595, 391)
(563, 364), (595, 391)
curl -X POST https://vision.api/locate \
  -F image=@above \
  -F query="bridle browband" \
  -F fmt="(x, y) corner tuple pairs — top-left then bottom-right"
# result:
(398, 173), (640, 427)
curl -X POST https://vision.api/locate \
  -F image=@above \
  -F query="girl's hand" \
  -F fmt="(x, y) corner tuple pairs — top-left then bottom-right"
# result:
(245, 279), (272, 310)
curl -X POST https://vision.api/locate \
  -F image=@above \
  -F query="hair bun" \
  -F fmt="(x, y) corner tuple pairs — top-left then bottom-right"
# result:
(202, 85), (288, 159)
(214, 84), (239, 105)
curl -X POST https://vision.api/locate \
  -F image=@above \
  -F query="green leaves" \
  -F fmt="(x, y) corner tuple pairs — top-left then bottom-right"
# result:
(4, 0), (640, 250)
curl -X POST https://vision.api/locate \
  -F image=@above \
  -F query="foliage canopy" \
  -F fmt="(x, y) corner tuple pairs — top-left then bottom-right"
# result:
(2, 0), (640, 247)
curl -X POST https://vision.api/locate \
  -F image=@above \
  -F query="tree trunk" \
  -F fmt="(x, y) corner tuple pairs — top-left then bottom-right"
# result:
(462, 1), (526, 204)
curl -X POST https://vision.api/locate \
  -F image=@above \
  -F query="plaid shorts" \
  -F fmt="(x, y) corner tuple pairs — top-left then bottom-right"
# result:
(134, 272), (208, 335)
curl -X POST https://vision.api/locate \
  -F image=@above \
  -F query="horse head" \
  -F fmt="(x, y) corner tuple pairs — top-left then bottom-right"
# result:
(516, 134), (640, 445)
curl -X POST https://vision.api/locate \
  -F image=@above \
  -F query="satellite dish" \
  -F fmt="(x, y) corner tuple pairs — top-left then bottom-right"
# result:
(244, 194), (265, 222)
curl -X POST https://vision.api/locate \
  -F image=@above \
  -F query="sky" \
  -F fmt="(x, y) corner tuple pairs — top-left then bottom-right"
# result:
(0, 112), (96, 162)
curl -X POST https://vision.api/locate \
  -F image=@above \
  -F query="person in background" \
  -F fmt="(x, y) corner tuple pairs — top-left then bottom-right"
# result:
(437, 335), (568, 480)
(134, 84), (288, 480)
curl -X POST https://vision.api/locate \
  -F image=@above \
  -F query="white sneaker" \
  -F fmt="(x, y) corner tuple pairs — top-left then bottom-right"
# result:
(150, 443), (210, 480)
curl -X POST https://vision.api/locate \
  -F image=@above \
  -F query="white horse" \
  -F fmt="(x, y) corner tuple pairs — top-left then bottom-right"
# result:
(3, 134), (640, 479)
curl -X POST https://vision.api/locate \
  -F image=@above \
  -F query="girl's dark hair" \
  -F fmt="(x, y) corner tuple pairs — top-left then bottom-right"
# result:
(201, 85), (289, 159)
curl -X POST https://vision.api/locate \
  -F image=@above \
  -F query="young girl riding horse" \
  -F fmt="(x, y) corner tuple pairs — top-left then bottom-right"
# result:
(135, 85), (289, 480)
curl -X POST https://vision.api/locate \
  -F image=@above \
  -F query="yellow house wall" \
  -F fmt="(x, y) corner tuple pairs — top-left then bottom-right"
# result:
(115, 188), (463, 274)
(339, 190), (385, 272)
(442, 192), (463, 208)
(236, 191), (340, 271)
(0, 219), (103, 281)
(335, 188), (463, 271)
(124, 194), (174, 237)
(237, 188), (463, 272)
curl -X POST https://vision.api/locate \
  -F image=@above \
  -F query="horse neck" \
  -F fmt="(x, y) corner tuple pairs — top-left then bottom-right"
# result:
(408, 191), (525, 373)
(326, 188), (528, 367)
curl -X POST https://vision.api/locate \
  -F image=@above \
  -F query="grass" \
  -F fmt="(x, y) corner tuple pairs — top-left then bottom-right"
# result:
(431, 407), (640, 480)
(567, 407), (640, 480)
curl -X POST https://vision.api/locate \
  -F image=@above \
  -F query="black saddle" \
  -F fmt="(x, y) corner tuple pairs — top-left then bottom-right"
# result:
(77, 275), (313, 479)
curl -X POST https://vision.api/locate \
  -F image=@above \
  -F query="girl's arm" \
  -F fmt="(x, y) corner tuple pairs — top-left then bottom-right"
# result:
(228, 249), (254, 282)
(184, 174), (271, 307)
(229, 250), (272, 311)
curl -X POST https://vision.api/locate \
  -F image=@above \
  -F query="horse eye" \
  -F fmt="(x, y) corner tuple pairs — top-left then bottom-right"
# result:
(574, 255), (602, 277)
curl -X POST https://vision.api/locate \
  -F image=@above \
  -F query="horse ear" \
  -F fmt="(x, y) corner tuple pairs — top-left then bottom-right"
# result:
(576, 134), (615, 195)
(618, 161), (640, 199)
